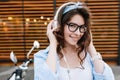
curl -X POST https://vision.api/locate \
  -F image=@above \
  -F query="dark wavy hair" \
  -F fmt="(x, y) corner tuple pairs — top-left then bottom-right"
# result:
(53, 2), (91, 67)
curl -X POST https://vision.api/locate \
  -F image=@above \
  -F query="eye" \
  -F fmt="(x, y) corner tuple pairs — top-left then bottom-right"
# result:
(68, 23), (77, 28)
(79, 25), (87, 32)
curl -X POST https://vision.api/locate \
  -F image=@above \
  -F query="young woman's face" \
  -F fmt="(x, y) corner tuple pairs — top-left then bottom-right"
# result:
(64, 14), (85, 46)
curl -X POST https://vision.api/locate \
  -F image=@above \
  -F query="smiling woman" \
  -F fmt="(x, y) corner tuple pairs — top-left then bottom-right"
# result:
(0, 0), (119, 68)
(34, 1), (115, 80)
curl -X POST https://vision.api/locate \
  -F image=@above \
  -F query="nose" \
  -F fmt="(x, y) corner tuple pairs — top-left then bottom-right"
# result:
(74, 28), (81, 35)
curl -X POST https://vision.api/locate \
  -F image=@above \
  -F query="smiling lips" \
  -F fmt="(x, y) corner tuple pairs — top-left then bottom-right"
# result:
(69, 35), (80, 42)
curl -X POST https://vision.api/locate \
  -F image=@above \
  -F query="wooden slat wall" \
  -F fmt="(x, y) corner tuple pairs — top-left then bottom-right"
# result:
(0, 0), (119, 65)
(0, 0), (53, 65)
(0, 1), (24, 61)
(87, 0), (119, 65)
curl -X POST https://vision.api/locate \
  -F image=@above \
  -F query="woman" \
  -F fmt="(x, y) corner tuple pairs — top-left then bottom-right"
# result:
(34, 1), (115, 80)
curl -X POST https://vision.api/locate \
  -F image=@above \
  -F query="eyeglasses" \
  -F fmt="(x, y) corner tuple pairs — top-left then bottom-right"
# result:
(66, 22), (87, 33)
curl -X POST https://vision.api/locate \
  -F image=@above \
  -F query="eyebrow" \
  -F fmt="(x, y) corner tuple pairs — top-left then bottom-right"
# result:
(68, 22), (85, 26)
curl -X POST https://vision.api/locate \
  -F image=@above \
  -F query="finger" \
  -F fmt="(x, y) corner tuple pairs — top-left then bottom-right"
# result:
(89, 30), (93, 43)
(52, 20), (58, 30)
(46, 20), (55, 36)
(47, 20), (54, 30)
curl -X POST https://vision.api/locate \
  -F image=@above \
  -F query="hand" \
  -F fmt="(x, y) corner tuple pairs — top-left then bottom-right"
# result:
(87, 32), (104, 74)
(89, 30), (93, 46)
(46, 20), (59, 73)
(87, 31), (97, 56)
(46, 20), (58, 45)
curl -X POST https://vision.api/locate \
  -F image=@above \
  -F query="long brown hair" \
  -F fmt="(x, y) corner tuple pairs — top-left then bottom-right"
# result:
(53, 2), (91, 67)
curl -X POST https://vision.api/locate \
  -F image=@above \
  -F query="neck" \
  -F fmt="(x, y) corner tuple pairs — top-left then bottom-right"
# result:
(60, 47), (85, 69)
(62, 46), (77, 55)
(63, 44), (79, 54)
(61, 45), (85, 61)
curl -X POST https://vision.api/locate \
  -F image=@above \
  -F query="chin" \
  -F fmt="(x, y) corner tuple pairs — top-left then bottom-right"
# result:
(70, 42), (78, 46)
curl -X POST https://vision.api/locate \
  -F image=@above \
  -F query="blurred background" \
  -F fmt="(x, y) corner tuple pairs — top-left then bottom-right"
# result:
(0, 0), (120, 80)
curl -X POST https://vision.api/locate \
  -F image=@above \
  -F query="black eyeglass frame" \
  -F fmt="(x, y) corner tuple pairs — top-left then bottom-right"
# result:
(66, 22), (87, 33)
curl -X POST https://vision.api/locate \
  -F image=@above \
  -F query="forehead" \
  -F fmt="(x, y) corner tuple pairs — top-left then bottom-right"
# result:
(69, 14), (84, 25)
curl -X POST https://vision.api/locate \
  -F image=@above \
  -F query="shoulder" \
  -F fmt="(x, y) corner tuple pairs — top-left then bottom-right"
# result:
(34, 46), (50, 59)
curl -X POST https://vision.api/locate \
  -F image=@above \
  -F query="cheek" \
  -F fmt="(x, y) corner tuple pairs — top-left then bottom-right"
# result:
(64, 26), (71, 36)
(64, 26), (68, 32)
